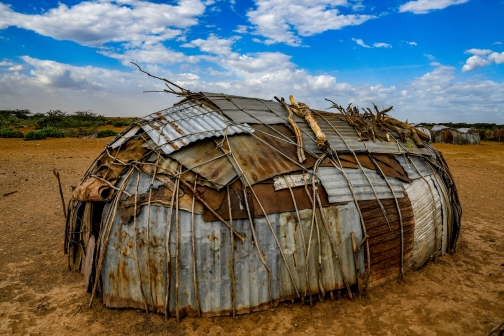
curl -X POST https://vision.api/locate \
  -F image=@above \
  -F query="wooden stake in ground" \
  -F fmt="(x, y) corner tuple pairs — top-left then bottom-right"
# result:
(53, 169), (67, 218)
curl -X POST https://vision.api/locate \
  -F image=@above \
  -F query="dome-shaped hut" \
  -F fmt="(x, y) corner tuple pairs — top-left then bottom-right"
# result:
(66, 86), (461, 319)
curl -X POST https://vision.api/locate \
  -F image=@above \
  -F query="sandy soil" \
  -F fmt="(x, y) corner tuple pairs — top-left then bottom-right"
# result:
(0, 138), (503, 335)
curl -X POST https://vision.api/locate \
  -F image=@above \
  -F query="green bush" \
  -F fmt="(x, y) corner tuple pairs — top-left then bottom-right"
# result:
(41, 126), (65, 138)
(24, 130), (47, 141)
(112, 119), (134, 127)
(96, 129), (118, 138)
(0, 127), (24, 138)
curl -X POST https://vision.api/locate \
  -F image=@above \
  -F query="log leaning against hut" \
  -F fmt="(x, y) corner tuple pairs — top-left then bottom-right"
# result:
(65, 74), (462, 320)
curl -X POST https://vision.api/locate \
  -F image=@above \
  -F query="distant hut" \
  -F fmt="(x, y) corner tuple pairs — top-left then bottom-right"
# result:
(457, 128), (481, 145)
(431, 125), (480, 144)
(65, 83), (461, 319)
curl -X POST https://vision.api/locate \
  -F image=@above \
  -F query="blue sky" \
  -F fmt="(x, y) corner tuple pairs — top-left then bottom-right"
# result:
(0, 0), (503, 122)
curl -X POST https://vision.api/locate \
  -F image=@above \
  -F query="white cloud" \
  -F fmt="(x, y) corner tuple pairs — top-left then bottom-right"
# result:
(99, 43), (199, 65)
(0, 1), (205, 47)
(7, 65), (23, 71)
(352, 38), (371, 48)
(462, 49), (504, 72)
(425, 54), (436, 61)
(494, 42), (502, 45)
(465, 48), (492, 56)
(405, 41), (417, 46)
(233, 25), (249, 34)
(0, 56), (180, 116)
(373, 42), (392, 48)
(0, 61), (14, 67)
(430, 61), (441, 66)
(221, 52), (294, 74)
(247, 1), (375, 46)
(1, 55), (504, 122)
(399, 0), (469, 14)
(181, 34), (240, 56)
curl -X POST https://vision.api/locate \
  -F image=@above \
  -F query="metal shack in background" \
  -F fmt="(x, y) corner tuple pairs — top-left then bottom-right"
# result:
(431, 125), (480, 145)
(66, 92), (462, 319)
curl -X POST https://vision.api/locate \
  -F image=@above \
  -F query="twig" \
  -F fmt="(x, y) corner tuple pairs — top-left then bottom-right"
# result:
(53, 169), (67, 217)
(486, 319), (504, 336)
(3, 190), (17, 197)
(70, 305), (81, 317)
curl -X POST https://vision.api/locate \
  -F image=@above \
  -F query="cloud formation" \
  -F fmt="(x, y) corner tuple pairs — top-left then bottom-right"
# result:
(462, 49), (504, 72)
(399, 0), (469, 14)
(247, 0), (374, 46)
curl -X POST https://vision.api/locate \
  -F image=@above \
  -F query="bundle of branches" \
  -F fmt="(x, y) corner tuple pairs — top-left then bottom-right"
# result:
(326, 99), (429, 148)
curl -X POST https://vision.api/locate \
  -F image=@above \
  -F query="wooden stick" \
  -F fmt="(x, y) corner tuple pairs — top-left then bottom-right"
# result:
(175, 170), (180, 322)
(164, 170), (180, 320)
(133, 171), (149, 314)
(312, 173), (325, 302)
(241, 182), (273, 308)
(174, 176), (244, 241)
(485, 319), (504, 336)
(350, 232), (362, 298)
(145, 159), (158, 312)
(191, 179), (202, 317)
(89, 168), (134, 307)
(285, 174), (309, 301)
(53, 169), (67, 218)
(227, 186), (237, 318)
(275, 96), (306, 163)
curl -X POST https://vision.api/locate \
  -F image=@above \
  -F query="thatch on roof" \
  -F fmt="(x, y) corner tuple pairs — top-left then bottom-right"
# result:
(65, 73), (461, 319)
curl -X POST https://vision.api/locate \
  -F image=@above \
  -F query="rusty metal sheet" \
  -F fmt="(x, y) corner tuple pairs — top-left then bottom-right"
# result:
(99, 185), (366, 317)
(202, 93), (302, 125)
(403, 176), (443, 270)
(221, 124), (318, 185)
(358, 194), (415, 288)
(316, 166), (405, 203)
(170, 138), (237, 189)
(140, 101), (253, 155)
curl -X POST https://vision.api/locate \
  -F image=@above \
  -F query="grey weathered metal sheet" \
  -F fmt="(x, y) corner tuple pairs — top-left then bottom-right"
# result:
(415, 127), (431, 142)
(394, 155), (434, 180)
(457, 128), (471, 133)
(430, 172), (453, 255)
(316, 166), (404, 203)
(109, 125), (141, 149)
(100, 184), (365, 315)
(431, 125), (449, 132)
(202, 92), (302, 125)
(140, 101), (253, 155)
(170, 139), (237, 189)
(404, 175), (442, 270)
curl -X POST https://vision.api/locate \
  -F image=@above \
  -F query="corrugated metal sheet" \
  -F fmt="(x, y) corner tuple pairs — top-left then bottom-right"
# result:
(431, 125), (449, 132)
(394, 155), (433, 180)
(316, 166), (404, 203)
(404, 176), (442, 270)
(140, 101), (253, 155)
(202, 92), (301, 125)
(358, 195), (415, 288)
(170, 138), (237, 189)
(202, 93), (431, 155)
(430, 172), (452, 255)
(109, 125), (142, 149)
(415, 127), (431, 142)
(100, 200), (365, 316)
(221, 124), (317, 185)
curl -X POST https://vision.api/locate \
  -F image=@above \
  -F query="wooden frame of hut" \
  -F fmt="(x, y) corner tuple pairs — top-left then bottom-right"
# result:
(65, 83), (461, 319)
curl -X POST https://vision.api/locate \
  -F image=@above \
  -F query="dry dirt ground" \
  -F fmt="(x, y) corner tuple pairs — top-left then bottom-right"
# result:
(0, 138), (503, 335)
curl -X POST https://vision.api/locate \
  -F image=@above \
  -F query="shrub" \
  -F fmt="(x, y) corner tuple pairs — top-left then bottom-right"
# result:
(112, 119), (134, 127)
(96, 129), (118, 138)
(41, 126), (65, 138)
(24, 130), (47, 141)
(0, 127), (24, 138)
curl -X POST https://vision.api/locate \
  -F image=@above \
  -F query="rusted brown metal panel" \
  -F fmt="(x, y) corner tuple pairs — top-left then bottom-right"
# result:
(170, 138), (237, 189)
(358, 193), (415, 288)
(221, 124), (318, 185)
